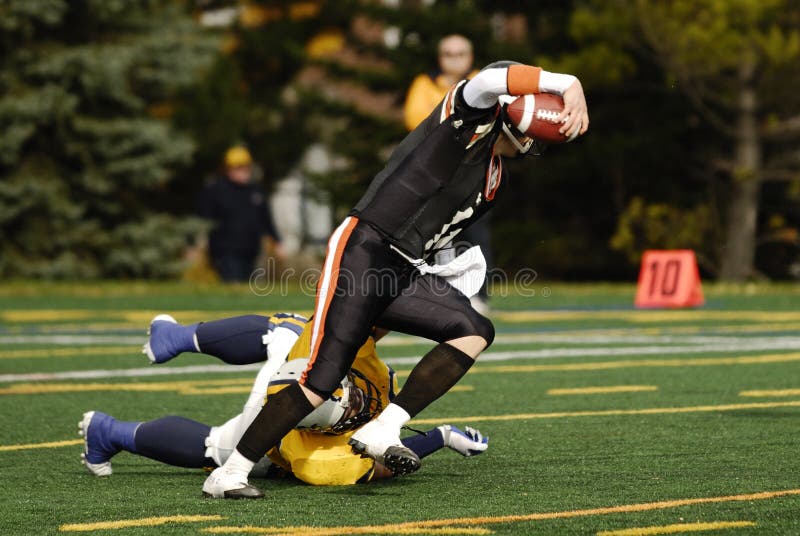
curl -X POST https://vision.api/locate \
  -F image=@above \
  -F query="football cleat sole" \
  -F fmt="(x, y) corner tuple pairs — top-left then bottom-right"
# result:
(384, 446), (422, 476)
(348, 439), (421, 476)
(202, 485), (265, 500)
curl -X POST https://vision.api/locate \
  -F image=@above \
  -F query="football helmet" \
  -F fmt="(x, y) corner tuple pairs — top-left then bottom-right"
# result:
(267, 358), (382, 434)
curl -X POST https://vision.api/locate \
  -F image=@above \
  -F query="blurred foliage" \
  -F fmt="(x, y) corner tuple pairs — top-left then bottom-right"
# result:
(0, 0), (218, 278)
(280, 0), (746, 279)
(557, 0), (800, 281)
(610, 197), (715, 272)
(628, 0), (800, 280)
(291, 0), (493, 215)
(169, 0), (324, 208)
(1, 0), (798, 280)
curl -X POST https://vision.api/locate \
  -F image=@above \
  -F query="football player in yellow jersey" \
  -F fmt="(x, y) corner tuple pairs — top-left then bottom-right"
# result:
(78, 313), (488, 486)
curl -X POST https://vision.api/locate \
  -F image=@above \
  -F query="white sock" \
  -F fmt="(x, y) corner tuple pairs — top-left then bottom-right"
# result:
(224, 449), (255, 478)
(377, 403), (411, 428)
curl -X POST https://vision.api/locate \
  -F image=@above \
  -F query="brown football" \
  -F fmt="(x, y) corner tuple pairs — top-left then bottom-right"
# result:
(505, 93), (577, 144)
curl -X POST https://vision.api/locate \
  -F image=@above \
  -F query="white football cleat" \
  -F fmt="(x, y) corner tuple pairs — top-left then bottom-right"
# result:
(80, 452), (113, 477)
(202, 467), (264, 499)
(348, 420), (420, 476)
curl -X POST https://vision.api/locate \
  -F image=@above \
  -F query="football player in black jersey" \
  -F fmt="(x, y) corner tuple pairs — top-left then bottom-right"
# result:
(203, 61), (588, 499)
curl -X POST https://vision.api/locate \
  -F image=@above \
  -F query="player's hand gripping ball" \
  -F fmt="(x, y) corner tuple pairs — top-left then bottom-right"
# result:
(504, 94), (578, 144)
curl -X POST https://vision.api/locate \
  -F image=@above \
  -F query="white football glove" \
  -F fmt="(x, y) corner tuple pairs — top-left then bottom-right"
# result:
(438, 424), (489, 457)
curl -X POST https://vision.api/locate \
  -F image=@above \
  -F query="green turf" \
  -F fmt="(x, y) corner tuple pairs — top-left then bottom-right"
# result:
(1, 282), (800, 535)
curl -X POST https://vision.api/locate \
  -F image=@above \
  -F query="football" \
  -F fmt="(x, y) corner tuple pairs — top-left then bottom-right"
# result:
(504, 93), (578, 144)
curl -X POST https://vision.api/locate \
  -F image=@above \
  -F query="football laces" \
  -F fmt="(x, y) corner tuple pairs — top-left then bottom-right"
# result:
(536, 108), (561, 123)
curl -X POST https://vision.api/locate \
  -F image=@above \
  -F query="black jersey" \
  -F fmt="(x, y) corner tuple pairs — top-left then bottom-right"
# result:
(351, 82), (507, 261)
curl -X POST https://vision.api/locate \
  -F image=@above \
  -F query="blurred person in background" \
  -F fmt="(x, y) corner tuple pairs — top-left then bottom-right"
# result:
(403, 34), (492, 314)
(403, 34), (477, 132)
(197, 146), (285, 282)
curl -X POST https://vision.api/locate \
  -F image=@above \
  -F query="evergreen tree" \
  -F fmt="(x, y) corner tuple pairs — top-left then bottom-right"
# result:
(0, 0), (218, 278)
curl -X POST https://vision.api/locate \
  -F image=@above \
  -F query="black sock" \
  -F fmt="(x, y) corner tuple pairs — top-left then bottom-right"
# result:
(236, 382), (316, 463)
(393, 343), (474, 418)
(133, 416), (215, 468)
(195, 315), (270, 365)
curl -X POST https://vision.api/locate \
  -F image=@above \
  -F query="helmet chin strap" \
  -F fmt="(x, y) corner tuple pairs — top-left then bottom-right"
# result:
(498, 94), (541, 156)
(501, 121), (534, 154)
(338, 377), (352, 408)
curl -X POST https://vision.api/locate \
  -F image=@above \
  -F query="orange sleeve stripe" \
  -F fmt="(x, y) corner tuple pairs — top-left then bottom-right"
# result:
(507, 65), (541, 95)
(442, 84), (457, 120)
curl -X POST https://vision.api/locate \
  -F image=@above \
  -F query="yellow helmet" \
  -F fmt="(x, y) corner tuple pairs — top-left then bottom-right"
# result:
(224, 146), (253, 167)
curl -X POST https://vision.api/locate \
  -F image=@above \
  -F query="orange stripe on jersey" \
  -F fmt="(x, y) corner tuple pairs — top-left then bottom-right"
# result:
(441, 84), (457, 121)
(301, 216), (360, 384)
(507, 65), (542, 95)
(445, 85), (456, 116)
(484, 150), (503, 201)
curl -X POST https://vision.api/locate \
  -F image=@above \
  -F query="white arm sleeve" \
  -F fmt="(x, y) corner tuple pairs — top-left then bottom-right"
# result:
(462, 68), (508, 109)
(205, 339), (290, 466)
(462, 67), (578, 109)
(265, 325), (300, 364)
(539, 71), (577, 95)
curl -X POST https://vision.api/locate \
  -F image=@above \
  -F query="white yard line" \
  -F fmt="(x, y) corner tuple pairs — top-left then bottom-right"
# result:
(380, 334), (800, 347)
(3, 338), (800, 383)
(0, 335), (145, 345)
(0, 364), (262, 383)
(3, 333), (800, 347)
(383, 339), (800, 365)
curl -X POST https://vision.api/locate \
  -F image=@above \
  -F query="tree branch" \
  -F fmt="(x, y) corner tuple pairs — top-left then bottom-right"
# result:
(760, 169), (800, 182)
(765, 149), (800, 169)
(634, 1), (738, 138)
(676, 77), (739, 138)
(762, 115), (800, 140)
(708, 157), (734, 173)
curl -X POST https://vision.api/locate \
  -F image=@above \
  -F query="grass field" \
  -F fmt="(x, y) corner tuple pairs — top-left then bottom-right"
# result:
(2, 282), (800, 535)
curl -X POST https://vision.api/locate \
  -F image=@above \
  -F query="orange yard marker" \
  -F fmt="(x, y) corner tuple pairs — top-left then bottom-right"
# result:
(635, 250), (704, 308)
